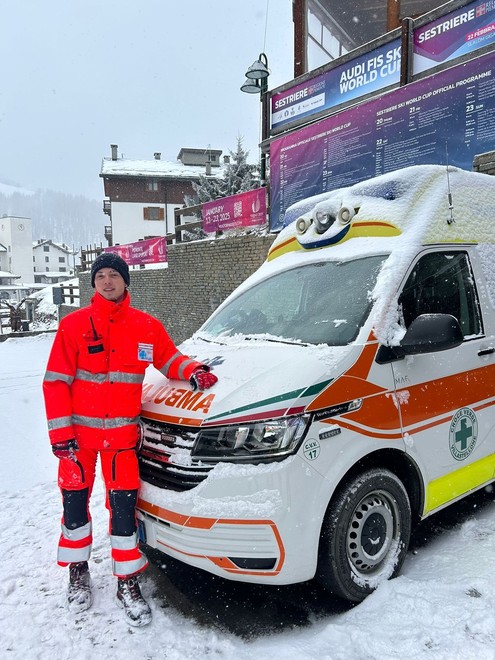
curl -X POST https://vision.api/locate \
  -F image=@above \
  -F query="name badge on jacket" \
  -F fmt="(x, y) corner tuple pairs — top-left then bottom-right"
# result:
(138, 343), (153, 362)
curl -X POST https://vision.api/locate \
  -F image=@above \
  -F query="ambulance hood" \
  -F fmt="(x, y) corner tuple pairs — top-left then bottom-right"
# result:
(141, 337), (354, 427)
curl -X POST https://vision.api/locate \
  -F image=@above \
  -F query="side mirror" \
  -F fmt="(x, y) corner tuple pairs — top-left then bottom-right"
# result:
(376, 314), (464, 364)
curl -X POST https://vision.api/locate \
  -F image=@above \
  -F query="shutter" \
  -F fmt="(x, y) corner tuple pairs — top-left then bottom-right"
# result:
(143, 207), (149, 220)
(159, 208), (165, 220)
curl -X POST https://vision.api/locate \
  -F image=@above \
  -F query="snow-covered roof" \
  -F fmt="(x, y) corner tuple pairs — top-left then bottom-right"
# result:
(32, 239), (75, 254)
(0, 271), (20, 279)
(100, 157), (225, 180)
(35, 271), (73, 278)
(277, 165), (495, 250)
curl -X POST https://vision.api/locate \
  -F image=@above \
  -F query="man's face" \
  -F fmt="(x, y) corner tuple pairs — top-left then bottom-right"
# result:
(94, 267), (126, 303)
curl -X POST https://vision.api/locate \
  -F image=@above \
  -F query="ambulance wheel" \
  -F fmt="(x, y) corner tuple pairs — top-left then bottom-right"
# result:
(316, 468), (411, 603)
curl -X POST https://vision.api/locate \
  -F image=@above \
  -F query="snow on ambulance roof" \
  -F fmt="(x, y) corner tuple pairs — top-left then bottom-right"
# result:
(274, 165), (495, 261)
(269, 165), (495, 346)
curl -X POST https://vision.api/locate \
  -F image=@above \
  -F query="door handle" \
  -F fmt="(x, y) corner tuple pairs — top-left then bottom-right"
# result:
(478, 347), (495, 356)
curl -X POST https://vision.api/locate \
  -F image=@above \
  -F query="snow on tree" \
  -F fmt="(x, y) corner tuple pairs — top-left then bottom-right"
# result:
(182, 138), (261, 241)
(186, 137), (260, 207)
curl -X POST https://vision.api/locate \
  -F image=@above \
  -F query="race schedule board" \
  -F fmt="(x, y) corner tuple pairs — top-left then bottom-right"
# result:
(270, 51), (495, 230)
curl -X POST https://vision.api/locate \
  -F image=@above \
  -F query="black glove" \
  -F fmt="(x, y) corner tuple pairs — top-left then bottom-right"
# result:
(190, 368), (218, 391)
(52, 439), (79, 461)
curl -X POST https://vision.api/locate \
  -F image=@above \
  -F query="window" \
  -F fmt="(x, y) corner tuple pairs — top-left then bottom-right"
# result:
(147, 181), (159, 191)
(33, 256), (35, 262)
(43, 245), (49, 252)
(45, 256), (49, 263)
(143, 207), (164, 221)
(59, 267), (66, 272)
(59, 256), (65, 263)
(400, 251), (482, 338)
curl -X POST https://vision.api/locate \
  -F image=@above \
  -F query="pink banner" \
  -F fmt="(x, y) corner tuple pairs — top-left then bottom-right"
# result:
(202, 188), (267, 232)
(104, 236), (167, 265)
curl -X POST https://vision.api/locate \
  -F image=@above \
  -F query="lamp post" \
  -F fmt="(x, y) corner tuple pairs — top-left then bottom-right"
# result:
(241, 53), (270, 186)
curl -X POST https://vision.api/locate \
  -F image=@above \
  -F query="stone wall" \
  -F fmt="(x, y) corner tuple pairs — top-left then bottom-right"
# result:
(79, 233), (275, 344)
(472, 150), (495, 176)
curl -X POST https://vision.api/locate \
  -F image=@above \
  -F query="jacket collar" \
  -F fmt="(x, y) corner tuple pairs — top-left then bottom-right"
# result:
(90, 290), (130, 320)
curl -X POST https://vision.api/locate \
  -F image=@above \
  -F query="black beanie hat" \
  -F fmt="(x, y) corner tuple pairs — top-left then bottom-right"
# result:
(91, 253), (130, 287)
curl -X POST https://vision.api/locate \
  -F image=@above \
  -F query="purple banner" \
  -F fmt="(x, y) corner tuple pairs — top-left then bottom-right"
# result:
(413, 0), (495, 74)
(270, 51), (495, 231)
(271, 38), (401, 131)
(202, 188), (267, 232)
(105, 236), (167, 265)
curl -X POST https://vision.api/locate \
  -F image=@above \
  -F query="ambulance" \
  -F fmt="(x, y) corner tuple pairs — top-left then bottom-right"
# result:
(137, 164), (495, 603)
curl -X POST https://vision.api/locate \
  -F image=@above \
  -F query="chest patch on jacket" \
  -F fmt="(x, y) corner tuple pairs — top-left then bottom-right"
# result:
(138, 343), (153, 362)
(88, 342), (104, 354)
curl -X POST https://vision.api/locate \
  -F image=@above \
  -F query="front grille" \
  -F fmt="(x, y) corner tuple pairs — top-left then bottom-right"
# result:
(138, 418), (214, 491)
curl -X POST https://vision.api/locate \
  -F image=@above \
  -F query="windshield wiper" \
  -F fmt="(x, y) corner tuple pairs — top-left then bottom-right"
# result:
(194, 334), (228, 345)
(244, 335), (310, 347)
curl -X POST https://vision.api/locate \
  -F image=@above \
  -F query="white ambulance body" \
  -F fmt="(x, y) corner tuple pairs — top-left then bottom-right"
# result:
(137, 165), (495, 602)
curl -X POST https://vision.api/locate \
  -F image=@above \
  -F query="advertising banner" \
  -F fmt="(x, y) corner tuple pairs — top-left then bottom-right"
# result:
(413, 0), (495, 75)
(202, 188), (267, 232)
(270, 51), (495, 231)
(105, 236), (167, 265)
(271, 38), (401, 132)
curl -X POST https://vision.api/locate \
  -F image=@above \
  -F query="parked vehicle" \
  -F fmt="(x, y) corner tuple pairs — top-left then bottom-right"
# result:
(137, 164), (495, 602)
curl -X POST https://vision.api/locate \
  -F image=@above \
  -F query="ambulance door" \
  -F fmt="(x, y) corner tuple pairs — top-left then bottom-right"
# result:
(391, 248), (495, 515)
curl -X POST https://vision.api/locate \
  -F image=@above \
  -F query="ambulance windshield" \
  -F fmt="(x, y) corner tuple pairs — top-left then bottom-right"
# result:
(201, 255), (386, 346)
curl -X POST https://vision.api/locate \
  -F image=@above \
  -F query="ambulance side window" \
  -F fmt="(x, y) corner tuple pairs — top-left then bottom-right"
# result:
(400, 251), (482, 338)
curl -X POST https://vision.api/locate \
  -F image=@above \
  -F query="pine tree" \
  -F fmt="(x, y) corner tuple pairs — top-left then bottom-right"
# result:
(188, 137), (260, 206)
(182, 138), (261, 240)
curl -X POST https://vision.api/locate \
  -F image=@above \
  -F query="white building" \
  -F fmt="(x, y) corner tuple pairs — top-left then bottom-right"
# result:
(32, 239), (75, 284)
(0, 216), (34, 284)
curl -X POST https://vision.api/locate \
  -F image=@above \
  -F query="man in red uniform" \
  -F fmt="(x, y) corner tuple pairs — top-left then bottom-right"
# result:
(43, 253), (217, 626)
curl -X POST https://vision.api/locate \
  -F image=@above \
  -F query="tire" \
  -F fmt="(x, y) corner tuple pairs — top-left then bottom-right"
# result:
(317, 468), (411, 603)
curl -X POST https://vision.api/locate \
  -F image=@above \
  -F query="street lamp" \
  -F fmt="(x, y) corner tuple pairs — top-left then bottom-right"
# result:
(241, 53), (270, 186)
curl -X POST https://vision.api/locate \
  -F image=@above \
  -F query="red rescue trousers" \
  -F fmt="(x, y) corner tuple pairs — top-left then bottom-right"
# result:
(57, 447), (148, 577)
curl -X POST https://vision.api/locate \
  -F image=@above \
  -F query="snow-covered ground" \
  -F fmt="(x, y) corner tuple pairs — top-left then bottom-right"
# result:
(1, 333), (495, 659)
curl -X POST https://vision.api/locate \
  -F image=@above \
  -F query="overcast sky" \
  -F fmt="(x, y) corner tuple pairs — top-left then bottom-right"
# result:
(0, 0), (293, 200)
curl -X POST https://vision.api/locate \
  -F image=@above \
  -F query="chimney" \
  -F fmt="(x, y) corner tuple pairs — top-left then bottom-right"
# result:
(205, 162), (212, 175)
(154, 152), (161, 160)
(111, 144), (118, 160)
(223, 155), (230, 164)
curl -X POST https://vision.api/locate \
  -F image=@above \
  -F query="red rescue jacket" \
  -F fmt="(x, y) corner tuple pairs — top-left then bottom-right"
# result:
(43, 291), (205, 450)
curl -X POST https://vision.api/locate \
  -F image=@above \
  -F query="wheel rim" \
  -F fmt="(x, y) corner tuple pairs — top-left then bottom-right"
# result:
(346, 489), (400, 575)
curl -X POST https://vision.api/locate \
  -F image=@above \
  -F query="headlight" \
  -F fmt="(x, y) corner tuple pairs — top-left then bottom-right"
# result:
(192, 415), (310, 460)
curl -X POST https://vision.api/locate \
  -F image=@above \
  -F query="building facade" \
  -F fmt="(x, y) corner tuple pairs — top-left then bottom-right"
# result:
(100, 145), (224, 246)
(294, 0), (445, 74)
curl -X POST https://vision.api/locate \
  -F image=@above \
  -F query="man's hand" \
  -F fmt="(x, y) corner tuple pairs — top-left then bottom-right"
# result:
(52, 439), (79, 461)
(190, 368), (218, 391)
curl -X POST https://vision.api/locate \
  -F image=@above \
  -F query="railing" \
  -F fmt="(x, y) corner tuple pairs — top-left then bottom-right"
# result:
(53, 283), (80, 305)
(173, 204), (204, 242)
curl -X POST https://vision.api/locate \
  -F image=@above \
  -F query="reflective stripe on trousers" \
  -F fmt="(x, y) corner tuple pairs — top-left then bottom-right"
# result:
(57, 521), (92, 566)
(110, 532), (148, 577)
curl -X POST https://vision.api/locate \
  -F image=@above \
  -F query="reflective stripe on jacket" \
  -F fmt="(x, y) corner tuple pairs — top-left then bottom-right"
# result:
(43, 291), (205, 449)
